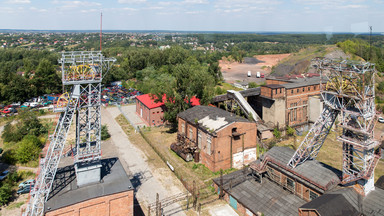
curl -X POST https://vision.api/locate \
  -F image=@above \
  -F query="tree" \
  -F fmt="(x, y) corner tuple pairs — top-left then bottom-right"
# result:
(155, 61), (215, 127)
(16, 135), (42, 164)
(0, 183), (12, 205)
(101, 125), (111, 140)
(31, 58), (61, 95)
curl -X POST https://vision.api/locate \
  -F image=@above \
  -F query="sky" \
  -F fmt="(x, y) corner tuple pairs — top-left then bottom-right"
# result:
(0, 0), (384, 32)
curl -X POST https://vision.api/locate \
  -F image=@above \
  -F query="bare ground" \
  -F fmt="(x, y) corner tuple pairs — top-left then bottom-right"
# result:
(219, 54), (291, 84)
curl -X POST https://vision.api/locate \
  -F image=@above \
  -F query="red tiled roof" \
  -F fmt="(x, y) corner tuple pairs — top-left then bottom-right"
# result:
(136, 94), (200, 109)
(136, 94), (165, 109)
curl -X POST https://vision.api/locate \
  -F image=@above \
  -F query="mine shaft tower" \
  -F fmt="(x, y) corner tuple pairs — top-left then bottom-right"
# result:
(288, 58), (381, 195)
(24, 51), (116, 216)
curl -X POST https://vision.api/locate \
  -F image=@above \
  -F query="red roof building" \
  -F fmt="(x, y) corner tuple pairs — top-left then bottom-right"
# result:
(136, 94), (200, 126)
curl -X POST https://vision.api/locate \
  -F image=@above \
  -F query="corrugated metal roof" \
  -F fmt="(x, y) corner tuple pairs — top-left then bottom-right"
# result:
(252, 146), (341, 191)
(177, 106), (251, 132)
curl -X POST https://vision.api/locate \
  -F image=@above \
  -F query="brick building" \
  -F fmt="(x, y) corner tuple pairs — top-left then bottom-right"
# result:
(44, 158), (134, 216)
(174, 106), (257, 172)
(260, 74), (323, 130)
(213, 146), (384, 216)
(136, 94), (200, 126)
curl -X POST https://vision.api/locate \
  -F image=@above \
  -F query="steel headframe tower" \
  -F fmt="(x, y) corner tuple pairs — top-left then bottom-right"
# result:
(24, 51), (116, 216)
(287, 58), (381, 196)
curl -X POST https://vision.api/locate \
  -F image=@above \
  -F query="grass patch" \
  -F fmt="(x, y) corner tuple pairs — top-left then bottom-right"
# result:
(276, 127), (384, 181)
(6, 201), (24, 210)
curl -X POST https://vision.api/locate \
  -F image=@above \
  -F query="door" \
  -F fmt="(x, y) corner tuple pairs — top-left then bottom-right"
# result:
(229, 195), (237, 210)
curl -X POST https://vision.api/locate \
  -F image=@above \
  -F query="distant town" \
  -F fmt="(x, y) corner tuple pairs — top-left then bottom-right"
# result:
(0, 31), (384, 216)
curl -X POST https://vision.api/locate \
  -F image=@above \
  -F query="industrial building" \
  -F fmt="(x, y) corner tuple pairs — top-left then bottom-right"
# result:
(172, 105), (257, 172)
(213, 59), (384, 216)
(260, 74), (323, 130)
(213, 146), (384, 216)
(44, 158), (134, 216)
(136, 93), (200, 126)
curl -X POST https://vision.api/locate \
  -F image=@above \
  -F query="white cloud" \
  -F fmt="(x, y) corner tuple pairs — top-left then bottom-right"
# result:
(118, 0), (146, 3)
(158, 0), (208, 6)
(214, 0), (281, 13)
(30, 7), (48, 12)
(5, 0), (31, 4)
(186, 10), (202, 14)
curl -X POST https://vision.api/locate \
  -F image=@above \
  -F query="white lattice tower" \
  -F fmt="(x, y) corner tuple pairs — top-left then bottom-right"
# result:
(24, 51), (115, 216)
(288, 58), (381, 196)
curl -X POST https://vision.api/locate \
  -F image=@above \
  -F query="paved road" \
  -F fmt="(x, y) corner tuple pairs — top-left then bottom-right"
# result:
(101, 106), (186, 216)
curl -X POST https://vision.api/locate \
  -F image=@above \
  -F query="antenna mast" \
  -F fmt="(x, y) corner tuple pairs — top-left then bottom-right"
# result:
(100, 11), (102, 51)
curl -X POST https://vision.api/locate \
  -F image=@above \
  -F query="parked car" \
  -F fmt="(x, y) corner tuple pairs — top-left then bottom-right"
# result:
(378, 117), (384, 123)
(23, 102), (30, 107)
(260, 73), (265, 78)
(30, 102), (39, 108)
(18, 179), (35, 188)
(17, 185), (33, 195)
(11, 102), (21, 107)
(256, 71), (261, 78)
(0, 170), (9, 181)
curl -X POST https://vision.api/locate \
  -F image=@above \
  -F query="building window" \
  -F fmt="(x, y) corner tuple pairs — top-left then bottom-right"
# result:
(198, 131), (202, 149)
(287, 178), (295, 192)
(207, 135), (212, 155)
(297, 89), (299, 93)
(189, 128), (193, 140)
(280, 88), (282, 93)
(303, 87), (305, 92)
(291, 90), (293, 94)
(314, 85), (317, 90)
(310, 191), (318, 200)
(181, 122), (185, 133)
(275, 89), (277, 94)
(308, 87), (310, 91)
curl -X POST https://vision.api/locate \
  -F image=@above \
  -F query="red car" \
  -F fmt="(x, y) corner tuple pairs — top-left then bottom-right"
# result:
(260, 73), (265, 78)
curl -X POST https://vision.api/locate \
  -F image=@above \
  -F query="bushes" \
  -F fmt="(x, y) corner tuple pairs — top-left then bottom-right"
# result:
(15, 135), (42, 164)
(101, 125), (111, 141)
(273, 128), (281, 139)
(1, 111), (47, 165)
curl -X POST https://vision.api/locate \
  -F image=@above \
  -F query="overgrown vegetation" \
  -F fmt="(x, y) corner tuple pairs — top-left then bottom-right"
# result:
(1, 111), (48, 166)
(101, 125), (111, 140)
(0, 49), (60, 104)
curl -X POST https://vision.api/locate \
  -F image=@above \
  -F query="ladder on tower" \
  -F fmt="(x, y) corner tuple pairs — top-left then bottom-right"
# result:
(24, 86), (80, 216)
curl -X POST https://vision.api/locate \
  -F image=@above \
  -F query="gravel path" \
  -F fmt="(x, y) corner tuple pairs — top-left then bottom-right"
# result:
(101, 106), (186, 216)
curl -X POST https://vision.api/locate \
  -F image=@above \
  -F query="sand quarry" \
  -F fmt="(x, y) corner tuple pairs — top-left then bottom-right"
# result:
(219, 54), (290, 84)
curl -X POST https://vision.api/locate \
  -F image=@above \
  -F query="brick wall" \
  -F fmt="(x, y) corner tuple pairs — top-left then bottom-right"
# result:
(202, 121), (257, 172)
(177, 117), (257, 172)
(136, 99), (165, 126)
(298, 209), (320, 216)
(45, 190), (134, 216)
(286, 84), (320, 127)
(267, 165), (321, 202)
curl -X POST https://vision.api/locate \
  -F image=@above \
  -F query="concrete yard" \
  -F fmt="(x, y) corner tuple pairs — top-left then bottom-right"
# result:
(101, 106), (187, 216)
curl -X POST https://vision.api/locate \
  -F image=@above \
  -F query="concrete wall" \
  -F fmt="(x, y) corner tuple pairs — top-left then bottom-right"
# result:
(262, 98), (286, 128)
(308, 96), (323, 123)
(45, 190), (134, 216)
